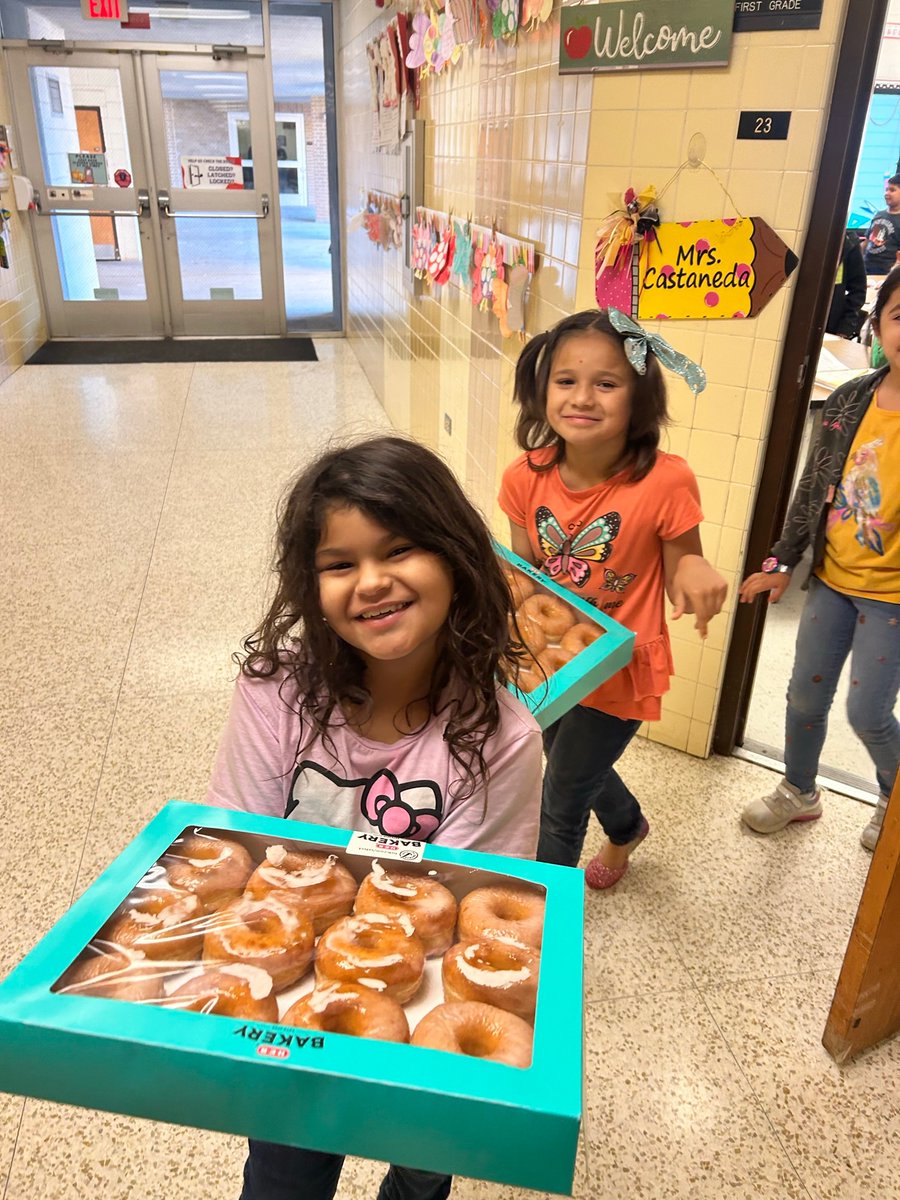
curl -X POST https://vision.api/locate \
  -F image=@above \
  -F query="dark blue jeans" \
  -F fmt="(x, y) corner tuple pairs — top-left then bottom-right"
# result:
(538, 704), (643, 867)
(240, 1140), (452, 1200)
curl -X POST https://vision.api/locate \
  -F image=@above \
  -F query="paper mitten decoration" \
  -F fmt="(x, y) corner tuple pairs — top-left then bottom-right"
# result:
(472, 246), (485, 306)
(412, 220), (431, 276)
(506, 261), (530, 337)
(493, 0), (518, 39)
(450, 220), (474, 282)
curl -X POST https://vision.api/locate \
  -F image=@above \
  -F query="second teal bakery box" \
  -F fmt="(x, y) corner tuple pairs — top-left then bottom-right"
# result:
(497, 541), (636, 727)
(0, 802), (583, 1195)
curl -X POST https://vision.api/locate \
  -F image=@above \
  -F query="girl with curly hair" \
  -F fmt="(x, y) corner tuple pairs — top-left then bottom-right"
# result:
(207, 434), (542, 1200)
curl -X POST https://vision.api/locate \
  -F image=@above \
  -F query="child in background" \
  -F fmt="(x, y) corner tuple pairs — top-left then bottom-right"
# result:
(863, 175), (900, 275)
(499, 309), (727, 889)
(740, 267), (900, 848)
(208, 435), (543, 1200)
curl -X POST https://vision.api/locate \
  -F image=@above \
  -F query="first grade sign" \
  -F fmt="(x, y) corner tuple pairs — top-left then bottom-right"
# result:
(560, 0), (733, 73)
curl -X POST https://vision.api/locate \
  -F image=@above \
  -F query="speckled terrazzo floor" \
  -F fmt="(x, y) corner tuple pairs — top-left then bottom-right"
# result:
(1, 349), (897, 1200)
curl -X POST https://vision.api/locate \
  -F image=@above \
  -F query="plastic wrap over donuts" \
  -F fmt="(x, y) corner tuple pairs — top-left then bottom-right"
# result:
(54, 825), (546, 1069)
(505, 563), (605, 697)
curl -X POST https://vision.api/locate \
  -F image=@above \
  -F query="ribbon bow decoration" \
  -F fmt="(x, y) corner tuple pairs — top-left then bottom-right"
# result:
(607, 307), (707, 396)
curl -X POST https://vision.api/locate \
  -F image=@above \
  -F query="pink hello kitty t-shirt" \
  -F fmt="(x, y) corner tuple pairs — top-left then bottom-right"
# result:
(207, 669), (542, 860)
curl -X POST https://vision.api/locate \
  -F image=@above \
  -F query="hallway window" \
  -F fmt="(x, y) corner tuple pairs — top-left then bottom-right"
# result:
(270, 2), (342, 331)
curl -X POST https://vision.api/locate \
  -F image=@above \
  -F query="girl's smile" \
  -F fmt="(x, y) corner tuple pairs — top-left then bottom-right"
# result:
(315, 505), (453, 671)
(545, 332), (634, 460)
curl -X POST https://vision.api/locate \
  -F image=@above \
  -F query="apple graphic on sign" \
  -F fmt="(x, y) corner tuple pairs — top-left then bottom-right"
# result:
(564, 24), (592, 60)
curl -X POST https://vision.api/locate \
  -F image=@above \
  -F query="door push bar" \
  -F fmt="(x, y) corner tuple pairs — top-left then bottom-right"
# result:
(157, 190), (269, 220)
(35, 189), (152, 218)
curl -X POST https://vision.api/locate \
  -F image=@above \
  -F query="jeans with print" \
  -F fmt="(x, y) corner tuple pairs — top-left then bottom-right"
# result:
(785, 577), (900, 797)
(240, 1141), (452, 1200)
(538, 703), (643, 867)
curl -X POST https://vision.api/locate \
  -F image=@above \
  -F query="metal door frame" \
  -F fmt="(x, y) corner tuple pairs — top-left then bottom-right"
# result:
(6, 43), (282, 337)
(140, 48), (279, 335)
(6, 45), (167, 337)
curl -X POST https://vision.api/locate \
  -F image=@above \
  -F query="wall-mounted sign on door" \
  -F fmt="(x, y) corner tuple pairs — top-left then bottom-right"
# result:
(559, 0), (734, 73)
(180, 156), (244, 189)
(68, 151), (107, 186)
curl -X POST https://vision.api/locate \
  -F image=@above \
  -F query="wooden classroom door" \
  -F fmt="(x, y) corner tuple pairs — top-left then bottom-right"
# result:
(823, 775), (900, 1063)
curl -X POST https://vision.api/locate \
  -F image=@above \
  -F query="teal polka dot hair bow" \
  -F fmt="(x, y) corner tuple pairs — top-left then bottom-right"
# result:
(607, 307), (707, 396)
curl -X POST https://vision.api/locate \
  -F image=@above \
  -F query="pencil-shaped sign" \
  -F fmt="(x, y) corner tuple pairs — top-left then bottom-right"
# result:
(637, 218), (798, 320)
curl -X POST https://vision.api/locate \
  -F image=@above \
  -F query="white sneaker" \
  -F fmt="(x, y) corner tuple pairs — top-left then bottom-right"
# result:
(741, 778), (823, 834)
(860, 793), (889, 852)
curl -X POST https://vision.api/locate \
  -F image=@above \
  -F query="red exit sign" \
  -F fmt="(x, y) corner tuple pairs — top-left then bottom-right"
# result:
(80, 0), (129, 18)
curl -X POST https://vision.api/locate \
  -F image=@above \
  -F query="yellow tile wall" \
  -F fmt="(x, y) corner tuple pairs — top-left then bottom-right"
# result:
(337, 0), (850, 756)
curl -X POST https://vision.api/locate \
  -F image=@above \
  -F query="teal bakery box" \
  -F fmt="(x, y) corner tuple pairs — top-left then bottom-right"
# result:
(0, 802), (583, 1195)
(496, 541), (635, 728)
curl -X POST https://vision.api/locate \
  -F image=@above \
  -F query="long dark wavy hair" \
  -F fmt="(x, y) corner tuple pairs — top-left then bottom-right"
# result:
(513, 309), (670, 481)
(240, 436), (527, 801)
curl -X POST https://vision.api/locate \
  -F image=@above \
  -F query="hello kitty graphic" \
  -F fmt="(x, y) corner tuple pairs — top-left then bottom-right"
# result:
(286, 761), (444, 840)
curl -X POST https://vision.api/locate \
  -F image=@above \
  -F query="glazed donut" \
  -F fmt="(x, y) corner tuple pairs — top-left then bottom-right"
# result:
(537, 646), (573, 676)
(442, 937), (540, 1022)
(515, 662), (546, 694)
(59, 948), (166, 1003)
(282, 982), (410, 1043)
(501, 563), (536, 608)
(513, 612), (548, 656)
(163, 834), (254, 912)
(203, 891), (315, 991)
(412, 1000), (533, 1068)
(103, 887), (205, 962)
(354, 862), (457, 955)
(458, 884), (545, 950)
(167, 965), (279, 1023)
(560, 622), (604, 657)
(244, 846), (358, 934)
(316, 911), (425, 1003)
(519, 593), (575, 641)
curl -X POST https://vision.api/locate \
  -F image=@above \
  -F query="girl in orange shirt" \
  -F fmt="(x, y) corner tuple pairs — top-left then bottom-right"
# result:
(500, 309), (727, 888)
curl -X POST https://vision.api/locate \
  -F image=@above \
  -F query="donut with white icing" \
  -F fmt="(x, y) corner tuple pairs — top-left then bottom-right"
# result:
(163, 834), (253, 912)
(103, 887), (205, 962)
(354, 862), (457, 955)
(245, 846), (357, 934)
(442, 937), (539, 1022)
(203, 891), (315, 991)
(167, 965), (279, 1022)
(315, 911), (425, 1003)
(282, 982), (409, 1042)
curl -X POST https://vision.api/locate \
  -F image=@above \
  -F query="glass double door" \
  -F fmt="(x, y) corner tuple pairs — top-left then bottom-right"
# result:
(10, 46), (281, 336)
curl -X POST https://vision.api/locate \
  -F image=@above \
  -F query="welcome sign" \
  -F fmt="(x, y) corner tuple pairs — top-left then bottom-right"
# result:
(559, 0), (733, 73)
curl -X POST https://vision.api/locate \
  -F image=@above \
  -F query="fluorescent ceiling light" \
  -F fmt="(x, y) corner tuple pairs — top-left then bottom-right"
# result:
(136, 8), (250, 18)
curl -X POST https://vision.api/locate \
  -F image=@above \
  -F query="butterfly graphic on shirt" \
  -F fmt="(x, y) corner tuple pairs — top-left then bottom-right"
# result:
(601, 568), (636, 593)
(535, 504), (621, 587)
(287, 761), (444, 840)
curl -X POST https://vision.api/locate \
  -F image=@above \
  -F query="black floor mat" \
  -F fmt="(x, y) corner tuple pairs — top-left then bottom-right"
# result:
(26, 338), (318, 365)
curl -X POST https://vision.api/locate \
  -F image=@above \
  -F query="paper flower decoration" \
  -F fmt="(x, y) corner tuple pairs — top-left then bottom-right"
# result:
(405, 10), (430, 69)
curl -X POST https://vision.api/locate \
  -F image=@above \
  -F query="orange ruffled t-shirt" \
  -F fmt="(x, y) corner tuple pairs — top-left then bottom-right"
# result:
(499, 449), (704, 721)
